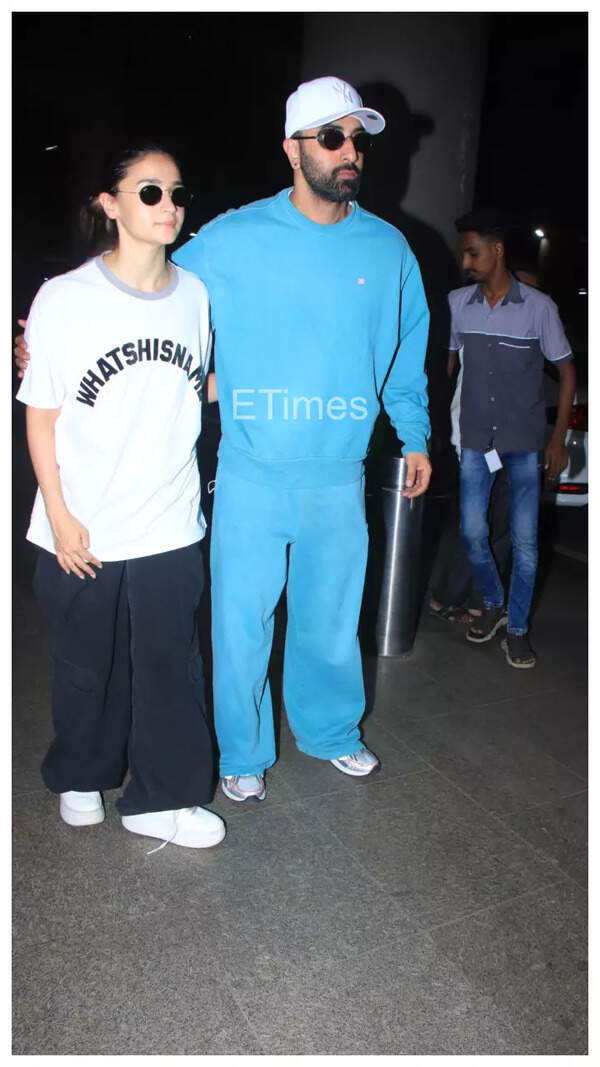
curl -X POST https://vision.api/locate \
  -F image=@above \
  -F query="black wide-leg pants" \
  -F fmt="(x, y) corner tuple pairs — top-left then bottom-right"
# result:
(33, 542), (214, 815)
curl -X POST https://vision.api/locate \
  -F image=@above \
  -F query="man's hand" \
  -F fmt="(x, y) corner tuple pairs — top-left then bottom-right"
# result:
(544, 433), (569, 483)
(15, 319), (30, 378)
(544, 360), (576, 483)
(49, 506), (102, 579)
(402, 451), (431, 497)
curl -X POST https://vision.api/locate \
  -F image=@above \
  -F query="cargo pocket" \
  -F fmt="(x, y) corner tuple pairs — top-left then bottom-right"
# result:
(53, 656), (99, 694)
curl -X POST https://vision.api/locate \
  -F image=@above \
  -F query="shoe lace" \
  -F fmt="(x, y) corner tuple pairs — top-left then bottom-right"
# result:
(145, 808), (193, 856)
(227, 775), (261, 791)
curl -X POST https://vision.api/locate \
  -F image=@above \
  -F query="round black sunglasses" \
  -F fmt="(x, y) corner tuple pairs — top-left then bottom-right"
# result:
(116, 184), (193, 208)
(293, 127), (371, 153)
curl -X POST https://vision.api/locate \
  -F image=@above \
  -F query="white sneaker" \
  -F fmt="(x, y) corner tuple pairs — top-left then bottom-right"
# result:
(59, 790), (105, 826)
(121, 807), (226, 850)
(221, 773), (266, 803)
(330, 748), (380, 777)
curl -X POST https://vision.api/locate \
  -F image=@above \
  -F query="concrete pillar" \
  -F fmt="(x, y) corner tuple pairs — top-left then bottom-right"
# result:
(301, 12), (489, 255)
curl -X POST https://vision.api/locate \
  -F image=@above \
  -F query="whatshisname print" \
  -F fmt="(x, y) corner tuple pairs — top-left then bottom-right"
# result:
(75, 338), (205, 408)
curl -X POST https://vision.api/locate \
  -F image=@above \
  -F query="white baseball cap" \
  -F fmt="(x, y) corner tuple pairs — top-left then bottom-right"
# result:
(285, 76), (386, 139)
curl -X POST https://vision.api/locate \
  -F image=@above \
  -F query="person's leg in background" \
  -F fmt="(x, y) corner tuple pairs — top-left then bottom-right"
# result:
(466, 466), (512, 615)
(460, 447), (507, 642)
(498, 450), (540, 668)
(428, 491), (479, 622)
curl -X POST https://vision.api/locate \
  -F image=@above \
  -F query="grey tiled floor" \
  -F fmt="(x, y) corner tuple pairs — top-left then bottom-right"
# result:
(12, 555), (587, 1055)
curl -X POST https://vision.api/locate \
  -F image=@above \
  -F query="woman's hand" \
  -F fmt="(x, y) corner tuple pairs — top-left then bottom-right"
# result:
(49, 507), (103, 579)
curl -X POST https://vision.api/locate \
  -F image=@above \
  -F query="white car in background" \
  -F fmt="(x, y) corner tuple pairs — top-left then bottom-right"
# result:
(543, 369), (588, 507)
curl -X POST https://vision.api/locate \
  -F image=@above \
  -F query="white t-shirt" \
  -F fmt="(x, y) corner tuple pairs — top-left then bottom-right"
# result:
(17, 255), (211, 561)
(450, 348), (464, 456)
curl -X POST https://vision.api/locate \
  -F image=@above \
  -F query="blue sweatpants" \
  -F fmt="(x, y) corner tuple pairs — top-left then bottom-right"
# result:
(210, 466), (369, 776)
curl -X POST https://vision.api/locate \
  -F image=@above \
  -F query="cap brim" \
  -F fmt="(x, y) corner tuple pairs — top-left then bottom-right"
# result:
(288, 106), (386, 138)
(350, 107), (386, 134)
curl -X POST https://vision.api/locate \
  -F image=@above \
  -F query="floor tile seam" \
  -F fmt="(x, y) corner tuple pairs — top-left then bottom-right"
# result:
(216, 794), (303, 818)
(299, 812), (450, 928)
(285, 764), (435, 806)
(14, 914), (294, 1034)
(419, 876), (576, 933)
(394, 659), (442, 685)
(544, 752), (588, 784)
(298, 786), (416, 900)
(369, 705), (498, 731)
(370, 702), (559, 749)
(492, 786), (588, 817)
(444, 685), (566, 713)
(210, 963), (271, 1055)
(467, 807), (589, 893)
(375, 728), (586, 816)
(375, 723), (588, 809)
(12, 895), (223, 955)
(367, 749), (586, 875)
(212, 932), (539, 1057)
(441, 676), (570, 705)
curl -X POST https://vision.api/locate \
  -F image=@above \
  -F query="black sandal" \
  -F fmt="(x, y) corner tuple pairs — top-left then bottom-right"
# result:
(466, 605), (508, 643)
(429, 603), (476, 624)
(500, 633), (536, 669)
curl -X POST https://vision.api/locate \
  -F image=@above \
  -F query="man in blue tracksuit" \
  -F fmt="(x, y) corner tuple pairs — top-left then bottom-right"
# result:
(173, 76), (431, 802)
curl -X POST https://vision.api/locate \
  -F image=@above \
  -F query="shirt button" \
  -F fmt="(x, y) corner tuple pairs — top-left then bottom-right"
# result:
(491, 397), (495, 401)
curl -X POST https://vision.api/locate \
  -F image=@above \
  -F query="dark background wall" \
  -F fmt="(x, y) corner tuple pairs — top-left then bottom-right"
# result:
(13, 12), (305, 309)
(13, 11), (587, 308)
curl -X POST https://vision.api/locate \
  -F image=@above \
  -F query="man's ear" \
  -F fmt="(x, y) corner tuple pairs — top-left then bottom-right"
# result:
(283, 137), (301, 170)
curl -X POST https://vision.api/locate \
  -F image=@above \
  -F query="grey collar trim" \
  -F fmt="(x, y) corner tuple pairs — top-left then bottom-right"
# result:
(94, 254), (179, 300)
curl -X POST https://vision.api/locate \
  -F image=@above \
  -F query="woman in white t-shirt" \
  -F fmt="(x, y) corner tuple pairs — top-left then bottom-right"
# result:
(17, 144), (225, 851)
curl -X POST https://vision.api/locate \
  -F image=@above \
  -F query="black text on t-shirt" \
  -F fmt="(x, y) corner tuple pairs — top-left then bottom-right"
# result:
(76, 338), (205, 407)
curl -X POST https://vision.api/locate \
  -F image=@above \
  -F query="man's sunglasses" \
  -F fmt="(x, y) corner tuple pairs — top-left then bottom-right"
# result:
(293, 127), (372, 153)
(116, 184), (192, 208)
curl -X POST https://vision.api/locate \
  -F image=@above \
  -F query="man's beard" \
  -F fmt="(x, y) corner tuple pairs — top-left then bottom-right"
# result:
(299, 149), (362, 203)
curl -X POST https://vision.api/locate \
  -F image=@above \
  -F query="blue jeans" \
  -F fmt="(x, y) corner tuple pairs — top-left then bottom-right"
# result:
(460, 448), (541, 634)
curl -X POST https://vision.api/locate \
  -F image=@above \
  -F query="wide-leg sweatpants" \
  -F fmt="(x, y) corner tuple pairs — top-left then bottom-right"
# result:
(33, 542), (214, 815)
(210, 467), (369, 776)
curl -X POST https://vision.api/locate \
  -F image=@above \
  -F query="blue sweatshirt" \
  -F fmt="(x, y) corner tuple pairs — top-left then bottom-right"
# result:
(173, 188), (430, 487)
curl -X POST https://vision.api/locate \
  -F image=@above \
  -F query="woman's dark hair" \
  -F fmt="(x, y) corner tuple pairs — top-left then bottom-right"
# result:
(80, 143), (179, 255)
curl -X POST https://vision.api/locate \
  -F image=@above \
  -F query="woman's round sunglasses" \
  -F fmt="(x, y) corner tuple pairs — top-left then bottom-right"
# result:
(117, 184), (192, 208)
(293, 127), (372, 153)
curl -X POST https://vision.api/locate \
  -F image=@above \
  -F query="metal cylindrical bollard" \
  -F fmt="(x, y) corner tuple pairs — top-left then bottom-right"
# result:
(375, 456), (424, 657)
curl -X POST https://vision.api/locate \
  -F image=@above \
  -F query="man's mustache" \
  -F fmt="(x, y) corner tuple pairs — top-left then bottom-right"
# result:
(333, 164), (360, 179)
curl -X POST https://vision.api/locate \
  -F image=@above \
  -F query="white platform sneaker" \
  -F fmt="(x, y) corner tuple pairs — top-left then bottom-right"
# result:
(121, 806), (226, 851)
(59, 790), (105, 827)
